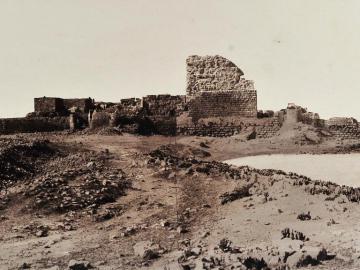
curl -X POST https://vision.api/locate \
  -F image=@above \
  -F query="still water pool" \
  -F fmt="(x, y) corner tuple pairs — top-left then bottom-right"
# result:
(225, 154), (360, 187)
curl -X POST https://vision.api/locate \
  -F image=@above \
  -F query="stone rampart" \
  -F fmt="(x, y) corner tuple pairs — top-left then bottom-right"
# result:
(0, 117), (69, 135)
(176, 115), (277, 137)
(187, 90), (257, 122)
(34, 97), (64, 114)
(325, 117), (360, 139)
(143, 94), (186, 117)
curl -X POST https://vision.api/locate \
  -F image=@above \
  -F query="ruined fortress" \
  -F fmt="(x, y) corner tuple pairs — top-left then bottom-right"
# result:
(1, 55), (359, 139)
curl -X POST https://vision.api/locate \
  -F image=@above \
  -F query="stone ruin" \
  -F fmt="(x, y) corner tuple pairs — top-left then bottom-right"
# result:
(0, 55), (360, 139)
(186, 55), (257, 121)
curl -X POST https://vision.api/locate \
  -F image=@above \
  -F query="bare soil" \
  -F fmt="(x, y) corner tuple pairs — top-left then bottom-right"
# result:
(1, 130), (360, 270)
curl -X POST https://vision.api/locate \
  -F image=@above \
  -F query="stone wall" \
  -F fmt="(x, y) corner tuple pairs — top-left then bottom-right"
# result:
(188, 90), (257, 122)
(255, 118), (282, 138)
(63, 98), (94, 113)
(143, 95), (186, 117)
(176, 115), (278, 137)
(186, 55), (257, 120)
(120, 98), (142, 107)
(34, 97), (64, 113)
(34, 97), (94, 115)
(0, 117), (69, 135)
(325, 117), (360, 139)
(186, 55), (254, 96)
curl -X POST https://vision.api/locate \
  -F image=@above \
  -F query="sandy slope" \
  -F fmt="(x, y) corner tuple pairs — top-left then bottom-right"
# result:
(0, 133), (360, 270)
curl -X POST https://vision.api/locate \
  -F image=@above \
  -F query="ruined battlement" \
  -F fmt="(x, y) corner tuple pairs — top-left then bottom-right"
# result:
(186, 55), (257, 121)
(0, 55), (358, 138)
(186, 55), (253, 96)
(34, 97), (94, 115)
(142, 94), (186, 117)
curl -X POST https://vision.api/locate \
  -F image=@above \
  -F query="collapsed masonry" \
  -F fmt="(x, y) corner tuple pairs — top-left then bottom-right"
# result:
(1, 55), (360, 139)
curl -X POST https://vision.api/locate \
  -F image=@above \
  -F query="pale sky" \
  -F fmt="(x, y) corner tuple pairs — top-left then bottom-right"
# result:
(1, 0), (360, 119)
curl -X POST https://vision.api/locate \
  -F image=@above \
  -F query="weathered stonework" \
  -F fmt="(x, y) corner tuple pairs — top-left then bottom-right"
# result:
(186, 55), (257, 121)
(34, 97), (94, 115)
(187, 90), (257, 122)
(34, 97), (64, 114)
(143, 94), (186, 117)
(186, 55), (254, 96)
(3, 55), (356, 139)
(0, 117), (69, 134)
(325, 117), (360, 139)
(62, 98), (94, 113)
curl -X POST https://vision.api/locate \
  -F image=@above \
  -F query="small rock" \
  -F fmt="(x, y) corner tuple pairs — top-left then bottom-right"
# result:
(68, 260), (92, 270)
(201, 231), (210, 238)
(160, 220), (170, 227)
(36, 228), (48, 238)
(19, 263), (31, 269)
(142, 249), (160, 261)
(177, 226), (187, 234)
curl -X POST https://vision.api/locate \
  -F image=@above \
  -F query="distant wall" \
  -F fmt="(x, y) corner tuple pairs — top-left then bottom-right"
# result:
(143, 94), (186, 117)
(34, 97), (94, 114)
(325, 117), (360, 139)
(63, 98), (94, 113)
(0, 117), (69, 135)
(176, 115), (278, 137)
(188, 90), (257, 122)
(34, 97), (64, 113)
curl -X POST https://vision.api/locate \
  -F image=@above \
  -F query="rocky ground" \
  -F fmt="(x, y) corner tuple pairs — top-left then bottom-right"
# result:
(1, 128), (360, 270)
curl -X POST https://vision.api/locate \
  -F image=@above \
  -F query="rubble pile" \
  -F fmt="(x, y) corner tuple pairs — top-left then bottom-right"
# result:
(219, 183), (253, 205)
(174, 235), (336, 270)
(293, 177), (360, 203)
(148, 144), (360, 206)
(0, 138), (55, 190)
(147, 144), (289, 192)
(24, 151), (131, 213)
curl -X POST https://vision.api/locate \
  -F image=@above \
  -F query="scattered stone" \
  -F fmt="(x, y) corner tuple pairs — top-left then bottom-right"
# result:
(35, 227), (49, 237)
(199, 142), (209, 148)
(297, 211), (311, 221)
(281, 228), (309, 241)
(242, 257), (268, 270)
(327, 218), (338, 226)
(160, 220), (170, 227)
(68, 260), (92, 270)
(19, 263), (31, 269)
(201, 231), (210, 238)
(142, 249), (160, 261)
(218, 238), (232, 252)
(220, 183), (253, 205)
(177, 225), (187, 234)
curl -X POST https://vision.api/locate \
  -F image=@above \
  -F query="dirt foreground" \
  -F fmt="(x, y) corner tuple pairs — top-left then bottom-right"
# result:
(1, 131), (360, 270)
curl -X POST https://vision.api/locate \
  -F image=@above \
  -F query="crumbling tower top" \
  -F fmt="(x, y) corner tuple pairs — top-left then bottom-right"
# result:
(186, 55), (254, 96)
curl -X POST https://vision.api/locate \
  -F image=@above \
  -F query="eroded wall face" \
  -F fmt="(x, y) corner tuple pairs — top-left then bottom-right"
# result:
(0, 117), (69, 134)
(186, 55), (255, 96)
(188, 90), (257, 122)
(63, 98), (94, 113)
(143, 95), (186, 117)
(186, 55), (257, 120)
(34, 98), (64, 113)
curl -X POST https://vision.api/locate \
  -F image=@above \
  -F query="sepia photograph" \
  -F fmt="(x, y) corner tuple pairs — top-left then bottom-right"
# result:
(0, 1), (360, 269)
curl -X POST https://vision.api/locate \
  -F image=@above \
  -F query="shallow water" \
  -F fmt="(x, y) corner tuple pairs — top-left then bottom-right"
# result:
(225, 154), (360, 187)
